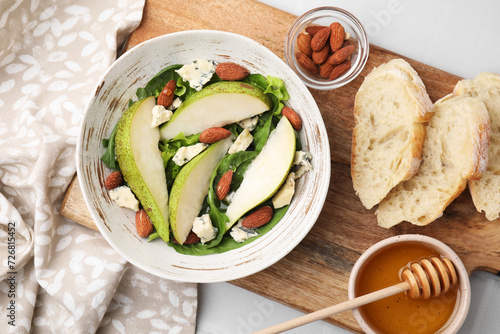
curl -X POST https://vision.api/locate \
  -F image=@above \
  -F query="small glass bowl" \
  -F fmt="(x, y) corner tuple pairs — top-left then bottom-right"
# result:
(284, 7), (369, 90)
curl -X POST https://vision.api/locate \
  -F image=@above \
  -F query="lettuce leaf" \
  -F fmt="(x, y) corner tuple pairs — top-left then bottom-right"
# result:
(264, 75), (289, 101)
(245, 74), (289, 116)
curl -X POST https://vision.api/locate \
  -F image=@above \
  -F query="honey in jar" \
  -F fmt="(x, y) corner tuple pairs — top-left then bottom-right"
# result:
(354, 242), (459, 334)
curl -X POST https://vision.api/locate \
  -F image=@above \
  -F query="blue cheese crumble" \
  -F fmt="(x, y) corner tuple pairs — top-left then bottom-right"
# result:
(167, 97), (183, 111)
(238, 115), (259, 132)
(172, 143), (209, 166)
(228, 129), (253, 154)
(230, 220), (259, 243)
(109, 186), (140, 212)
(175, 59), (216, 91)
(293, 151), (313, 179)
(192, 214), (217, 244)
(272, 151), (313, 209)
(272, 172), (296, 209)
(151, 105), (173, 128)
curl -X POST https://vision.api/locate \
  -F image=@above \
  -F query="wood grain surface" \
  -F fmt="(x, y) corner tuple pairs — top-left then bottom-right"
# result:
(61, 0), (500, 332)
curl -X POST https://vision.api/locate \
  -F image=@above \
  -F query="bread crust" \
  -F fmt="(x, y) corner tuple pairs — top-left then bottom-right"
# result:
(455, 73), (500, 220)
(387, 59), (435, 122)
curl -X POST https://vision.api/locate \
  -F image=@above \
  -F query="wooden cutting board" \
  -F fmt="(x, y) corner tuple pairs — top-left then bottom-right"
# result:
(61, 0), (500, 332)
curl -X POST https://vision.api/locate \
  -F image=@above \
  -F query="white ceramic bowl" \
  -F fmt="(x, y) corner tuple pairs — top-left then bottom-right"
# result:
(348, 235), (471, 334)
(76, 30), (331, 283)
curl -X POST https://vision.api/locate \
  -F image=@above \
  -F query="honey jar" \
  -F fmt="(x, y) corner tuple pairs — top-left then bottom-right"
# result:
(348, 235), (471, 334)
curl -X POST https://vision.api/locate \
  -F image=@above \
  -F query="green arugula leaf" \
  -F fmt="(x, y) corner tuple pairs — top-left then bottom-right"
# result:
(244, 73), (267, 90)
(252, 110), (274, 152)
(135, 64), (183, 101)
(230, 153), (258, 191)
(100, 123), (120, 170)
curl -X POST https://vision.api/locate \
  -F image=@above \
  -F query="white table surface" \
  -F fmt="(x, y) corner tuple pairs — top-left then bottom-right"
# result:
(196, 0), (500, 333)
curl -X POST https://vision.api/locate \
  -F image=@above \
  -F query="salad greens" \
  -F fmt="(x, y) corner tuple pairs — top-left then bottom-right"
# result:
(168, 150), (288, 255)
(159, 132), (200, 188)
(101, 123), (119, 170)
(102, 61), (303, 255)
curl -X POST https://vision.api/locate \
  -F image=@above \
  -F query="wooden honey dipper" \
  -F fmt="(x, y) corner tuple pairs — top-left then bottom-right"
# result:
(254, 256), (458, 334)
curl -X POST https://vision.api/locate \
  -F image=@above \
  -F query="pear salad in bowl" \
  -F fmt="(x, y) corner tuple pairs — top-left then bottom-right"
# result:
(100, 59), (313, 255)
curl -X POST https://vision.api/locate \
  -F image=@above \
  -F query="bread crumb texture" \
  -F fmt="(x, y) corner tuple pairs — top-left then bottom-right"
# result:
(376, 94), (490, 228)
(352, 59), (434, 210)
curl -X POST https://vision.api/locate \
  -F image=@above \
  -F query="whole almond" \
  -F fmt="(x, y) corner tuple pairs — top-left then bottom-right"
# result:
(215, 62), (250, 81)
(319, 62), (334, 78)
(329, 22), (345, 52)
(199, 127), (232, 144)
(312, 44), (330, 65)
(305, 25), (327, 37)
(329, 60), (352, 80)
(105, 171), (123, 190)
(342, 38), (353, 49)
(297, 33), (313, 57)
(328, 44), (355, 65)
(136, 209), (153, 237)
(217, 170), (233, 201)
(295, 52), (318, 74)
(282, 106), (302, 131)
(172, 231), (201, 244)
(241, 206), (273, 229)
(310, 27), (330, 52)
(157, 79), (176, 108)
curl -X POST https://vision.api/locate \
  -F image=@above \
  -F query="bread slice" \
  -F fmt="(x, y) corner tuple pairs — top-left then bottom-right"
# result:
(454, 73), (500, 220)
(375, 95), (490, 228)
(351, 59), (434, 209)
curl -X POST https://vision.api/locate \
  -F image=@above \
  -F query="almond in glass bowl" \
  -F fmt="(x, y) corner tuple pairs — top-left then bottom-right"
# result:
(284, 6), (369, 90)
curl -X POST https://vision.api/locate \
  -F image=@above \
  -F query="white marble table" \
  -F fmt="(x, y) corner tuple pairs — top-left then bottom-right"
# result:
(197, 1), (500, 332)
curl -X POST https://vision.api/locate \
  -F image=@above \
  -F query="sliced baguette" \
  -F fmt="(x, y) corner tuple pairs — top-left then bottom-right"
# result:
(454, 72), (500, 220)
(352, 59), (434, 209)
(375, 95), (490, 228)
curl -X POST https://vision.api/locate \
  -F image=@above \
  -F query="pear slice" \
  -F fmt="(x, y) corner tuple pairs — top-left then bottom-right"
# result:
(159, 81), (272, 140)
(169, 137), (233, 244)
(225, 117), (296, 229)
(115, 96), (170, 241)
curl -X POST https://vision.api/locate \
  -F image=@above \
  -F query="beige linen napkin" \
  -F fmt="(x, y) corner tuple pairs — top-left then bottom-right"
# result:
(0, 1), (197, 333)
